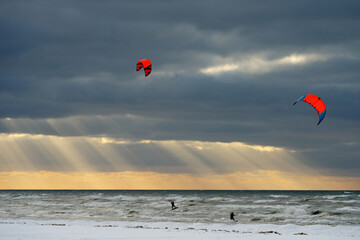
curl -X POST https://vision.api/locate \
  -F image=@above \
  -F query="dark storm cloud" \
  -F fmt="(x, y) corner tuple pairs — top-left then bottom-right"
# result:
(1, 0), (359, 80)
(0, 0), (359, 176)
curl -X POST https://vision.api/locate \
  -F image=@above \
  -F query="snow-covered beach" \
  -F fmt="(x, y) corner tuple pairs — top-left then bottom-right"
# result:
(1, 219), (360, 240)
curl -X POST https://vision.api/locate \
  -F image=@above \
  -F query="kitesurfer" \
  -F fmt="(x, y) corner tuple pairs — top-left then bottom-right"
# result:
(230, 212), (237, 222)
(171, 201), (178, 210)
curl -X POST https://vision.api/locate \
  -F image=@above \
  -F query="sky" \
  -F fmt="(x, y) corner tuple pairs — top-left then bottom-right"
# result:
(0, 0), (359, 190)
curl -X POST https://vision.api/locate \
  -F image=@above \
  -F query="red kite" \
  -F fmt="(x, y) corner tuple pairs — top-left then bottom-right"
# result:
(136, 59), (152, 77)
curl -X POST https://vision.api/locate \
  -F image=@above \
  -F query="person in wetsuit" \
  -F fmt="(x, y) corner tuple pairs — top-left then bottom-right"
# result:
(171, 201), (178, 210)
(230, 212), (237, 222)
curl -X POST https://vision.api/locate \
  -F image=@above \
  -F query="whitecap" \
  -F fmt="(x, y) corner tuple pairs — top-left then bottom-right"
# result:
(282, 206), (308, 217)
(253, 199), (277, 203)
(336, 207), (360, 212)
(270, 195), (289, 198)
(322, 195), (349, 200)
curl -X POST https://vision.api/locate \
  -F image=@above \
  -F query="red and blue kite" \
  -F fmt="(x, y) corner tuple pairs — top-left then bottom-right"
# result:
(293, 94), (326, 125)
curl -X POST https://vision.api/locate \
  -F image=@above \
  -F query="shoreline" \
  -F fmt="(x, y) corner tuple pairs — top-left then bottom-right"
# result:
(1, 219), (359, 240)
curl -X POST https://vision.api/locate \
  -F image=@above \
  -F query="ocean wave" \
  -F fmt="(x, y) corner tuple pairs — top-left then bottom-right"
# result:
(82, 193), (104, 200)
(1, 190), (359, 225)
(324, 199), (359, 204)
(30, 201), (74, 207)
(253, 199), (277, 203)
(102, 195), (124, 201)
(269, 195), (289, 198)
(0, 193), (11, 198)
(282, 206), (309, 217)
(83, 202), (114, 207)
(336, 207), (360, 212)
(320, 195), (349, 200)
(12, 195), (42, 199)
(207, 197), (228, 202)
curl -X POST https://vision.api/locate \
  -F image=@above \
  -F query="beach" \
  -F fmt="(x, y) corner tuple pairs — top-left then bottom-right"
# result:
(1, 219), (360, 240)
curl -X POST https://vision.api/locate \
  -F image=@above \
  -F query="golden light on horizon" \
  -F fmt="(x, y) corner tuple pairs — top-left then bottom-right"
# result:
(0, 133), (359, 190)
(1, 170), (359, 190)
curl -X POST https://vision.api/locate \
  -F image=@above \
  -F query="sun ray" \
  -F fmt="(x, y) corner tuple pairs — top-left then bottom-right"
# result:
(0, 133), (358, 190)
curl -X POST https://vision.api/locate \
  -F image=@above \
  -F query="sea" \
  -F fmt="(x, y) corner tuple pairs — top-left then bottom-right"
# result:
(0, 190), (359, 226)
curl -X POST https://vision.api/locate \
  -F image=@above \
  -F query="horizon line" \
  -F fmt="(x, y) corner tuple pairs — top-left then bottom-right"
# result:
(1, 189), (359, 191)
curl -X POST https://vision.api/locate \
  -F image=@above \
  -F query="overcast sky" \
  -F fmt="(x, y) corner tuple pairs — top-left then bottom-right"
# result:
(0, 0), (359, 189)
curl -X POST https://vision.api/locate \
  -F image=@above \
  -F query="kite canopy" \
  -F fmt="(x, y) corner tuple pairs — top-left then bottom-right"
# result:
(136, 59), (152, 77)
(293, 94), (326, 125)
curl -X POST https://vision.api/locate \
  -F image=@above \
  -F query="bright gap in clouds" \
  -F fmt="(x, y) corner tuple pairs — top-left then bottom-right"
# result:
(0, 133), (295, 175)
(1, 133), (358, 190)
(200, 53), (328, 75)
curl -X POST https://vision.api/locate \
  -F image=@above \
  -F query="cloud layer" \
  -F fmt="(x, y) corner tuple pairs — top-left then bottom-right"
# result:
(0, 0), (359, 186)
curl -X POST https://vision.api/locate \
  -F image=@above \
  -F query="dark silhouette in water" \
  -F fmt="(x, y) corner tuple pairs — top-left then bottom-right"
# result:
(230, 212), (237, 222)
(311, 210), (322, 215)
(171, 201), (178, 210)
